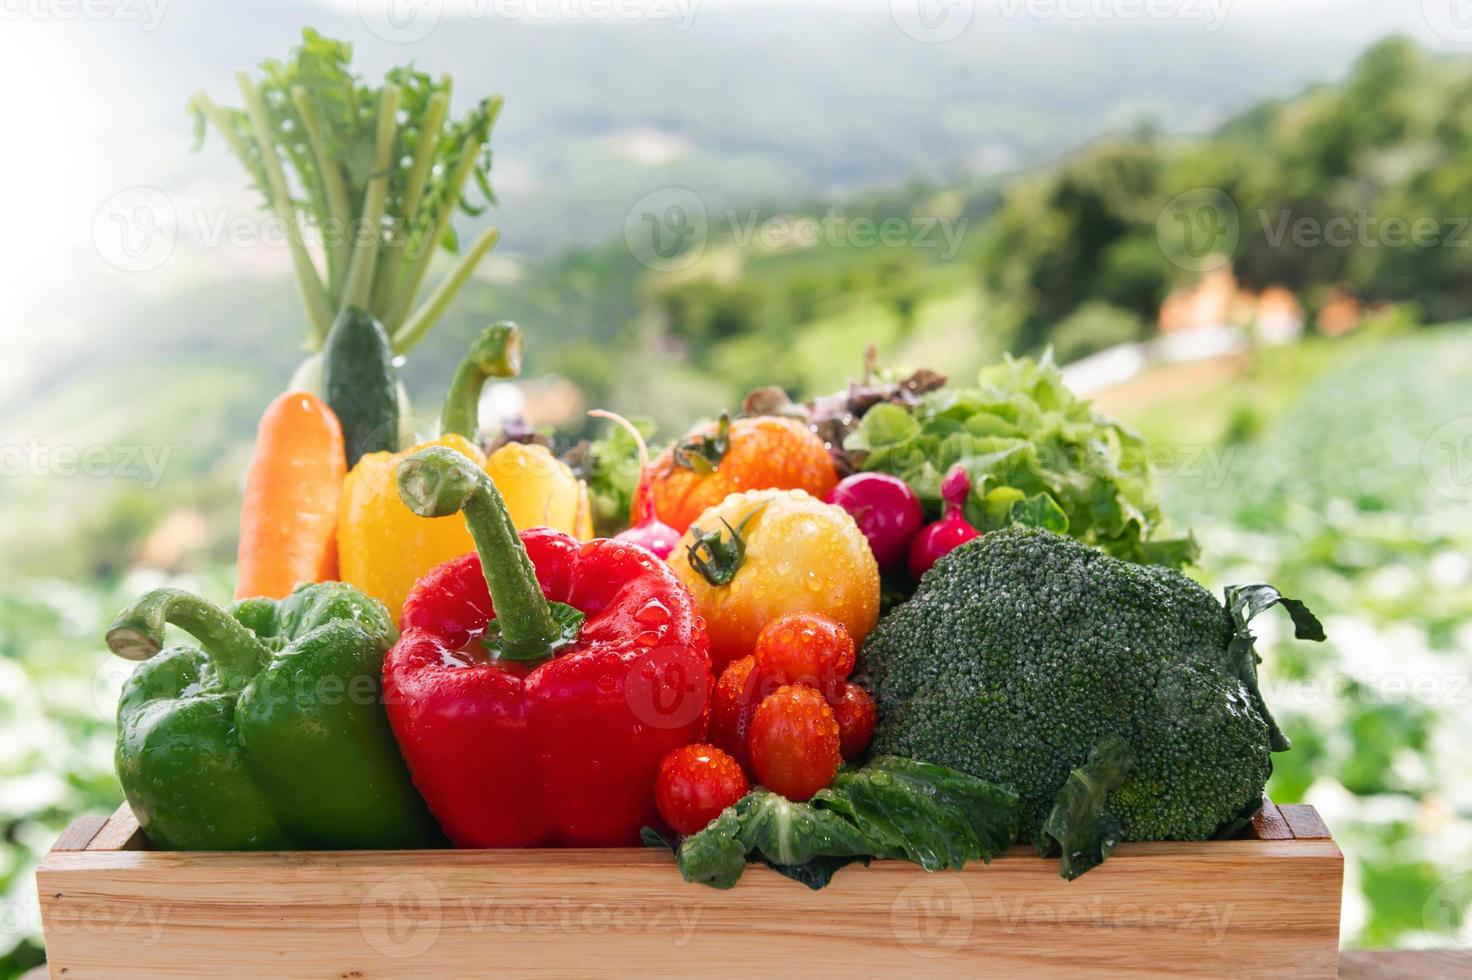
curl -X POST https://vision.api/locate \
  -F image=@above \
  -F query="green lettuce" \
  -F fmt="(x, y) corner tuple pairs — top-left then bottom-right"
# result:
(846, 352), (1197, 568)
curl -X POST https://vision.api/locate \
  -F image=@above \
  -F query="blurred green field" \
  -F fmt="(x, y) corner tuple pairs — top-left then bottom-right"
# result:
(1110, 325), (1472, 947)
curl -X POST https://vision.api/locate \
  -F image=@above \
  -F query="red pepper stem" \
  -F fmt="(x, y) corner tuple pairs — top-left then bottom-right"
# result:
(106, 587), (270, 690)
(396, 446), (569, 661)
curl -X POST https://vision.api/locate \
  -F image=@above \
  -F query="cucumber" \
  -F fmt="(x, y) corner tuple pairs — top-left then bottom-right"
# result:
(323, 306), (400, 468)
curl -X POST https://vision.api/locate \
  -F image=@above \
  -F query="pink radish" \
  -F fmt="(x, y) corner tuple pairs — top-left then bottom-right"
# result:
(824, 472), (923, 570)
(589, 409), (680, 560)
(908, 464), (981, 579)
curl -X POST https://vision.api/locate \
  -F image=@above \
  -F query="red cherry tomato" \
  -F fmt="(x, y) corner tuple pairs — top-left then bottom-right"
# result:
(708, 656), (775, 772)
(828, 682), (877, 761)
(752, 613), (855, 700)
(747, 685), (841, 802)
(655, 744), (750, 836)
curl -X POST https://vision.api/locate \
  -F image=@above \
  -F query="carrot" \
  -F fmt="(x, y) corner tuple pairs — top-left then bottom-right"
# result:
(235, 391), (347, 599)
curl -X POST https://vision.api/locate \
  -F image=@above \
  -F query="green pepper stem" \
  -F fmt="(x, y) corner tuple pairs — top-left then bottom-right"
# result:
(396, 446), (575, 662)
(106, 588), (270, 690)
(441, 322), (523, 439)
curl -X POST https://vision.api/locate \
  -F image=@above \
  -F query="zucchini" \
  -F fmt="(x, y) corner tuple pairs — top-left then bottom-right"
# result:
(323, 306), (400, 467)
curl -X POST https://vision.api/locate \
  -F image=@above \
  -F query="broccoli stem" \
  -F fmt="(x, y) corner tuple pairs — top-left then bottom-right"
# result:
(340, 83), (401, 315)
(233, 71), (334, 344)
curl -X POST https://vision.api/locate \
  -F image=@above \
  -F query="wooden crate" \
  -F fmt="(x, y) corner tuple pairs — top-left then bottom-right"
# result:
(36, 799), (1341, 978)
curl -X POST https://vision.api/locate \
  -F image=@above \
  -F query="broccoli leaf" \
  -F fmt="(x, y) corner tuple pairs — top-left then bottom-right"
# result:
(759, 855), (871, 890)
(1224, 584), (1326, 752)
(676, 790), (872, 889)
(1039, 737), (1134, 880)
(815, 756), (1020, 871)
(672, 758), (1020, 889)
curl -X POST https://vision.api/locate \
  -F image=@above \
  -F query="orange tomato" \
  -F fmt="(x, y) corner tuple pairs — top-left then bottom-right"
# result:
(635, 415), (837, 534)
(668, 489), (880, 673)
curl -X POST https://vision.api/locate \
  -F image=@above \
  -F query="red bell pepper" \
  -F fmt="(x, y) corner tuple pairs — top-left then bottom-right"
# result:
(384, 446), (713, 847)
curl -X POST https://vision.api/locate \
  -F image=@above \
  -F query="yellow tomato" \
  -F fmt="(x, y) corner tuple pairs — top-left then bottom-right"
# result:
(668, 488), (880, 672)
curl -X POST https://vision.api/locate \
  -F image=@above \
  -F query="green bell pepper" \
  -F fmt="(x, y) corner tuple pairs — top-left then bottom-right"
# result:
(107, 581), (441, 850)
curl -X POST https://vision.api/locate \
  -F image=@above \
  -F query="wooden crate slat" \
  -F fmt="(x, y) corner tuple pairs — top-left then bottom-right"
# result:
(1278, 804), (1333, 840)
(85, 804), (147, 851)
(48, 815), (109, 852)
(37, 805), (1344, 979)
(1248, 797), (1294, 840)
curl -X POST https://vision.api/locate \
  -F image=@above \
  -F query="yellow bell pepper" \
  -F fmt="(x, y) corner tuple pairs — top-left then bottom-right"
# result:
(339, 434), (484, 617)
(485, 442), (595, 540)
(339, 435), (594, 616)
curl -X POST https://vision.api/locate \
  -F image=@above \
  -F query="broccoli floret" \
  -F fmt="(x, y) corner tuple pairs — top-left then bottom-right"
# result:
(858, 527), (1324, 877)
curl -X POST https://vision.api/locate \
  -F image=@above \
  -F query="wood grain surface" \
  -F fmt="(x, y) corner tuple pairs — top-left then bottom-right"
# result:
(36, 802), (1344, 979)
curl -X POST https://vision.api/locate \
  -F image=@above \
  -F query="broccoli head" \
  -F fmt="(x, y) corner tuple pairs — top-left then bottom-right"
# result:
(857, 527), (1324, 877)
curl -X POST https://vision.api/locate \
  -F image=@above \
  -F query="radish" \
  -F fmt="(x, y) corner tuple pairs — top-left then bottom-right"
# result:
(588, 410), (680, 560)
(908, 464), (981, 579)
(824, 472), (923, 570)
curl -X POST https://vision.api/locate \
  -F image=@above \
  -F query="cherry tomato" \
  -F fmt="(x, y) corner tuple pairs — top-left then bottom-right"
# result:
(828, 682), (877, 761)
(655, 744), (750, 836)
(752, 613), (855, 700)
(708, 656), (775, 772)
(747, 685), (841, 802)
